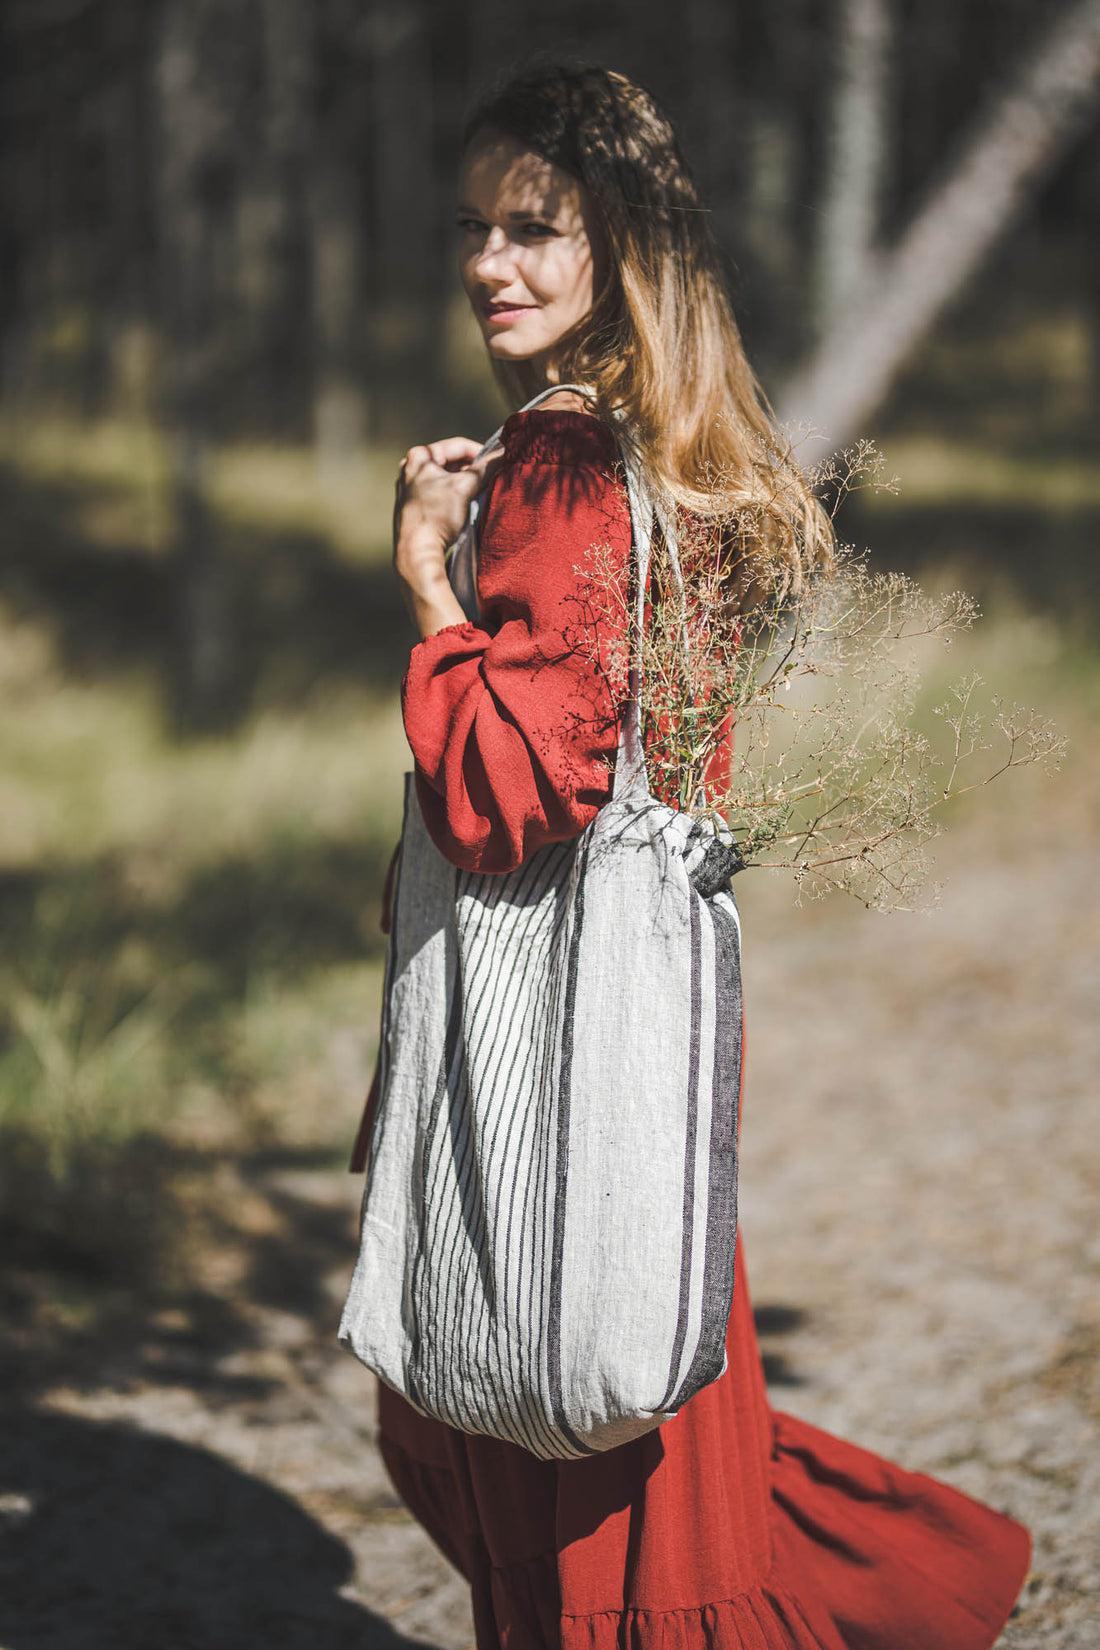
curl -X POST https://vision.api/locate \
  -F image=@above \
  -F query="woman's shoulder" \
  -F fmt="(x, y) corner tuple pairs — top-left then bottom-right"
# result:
(477, 394), (630, 572)
(499, 393), (620, 473)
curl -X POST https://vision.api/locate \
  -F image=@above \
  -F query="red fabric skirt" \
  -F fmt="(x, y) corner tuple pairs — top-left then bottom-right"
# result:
(377, 1241), (1029, 1650)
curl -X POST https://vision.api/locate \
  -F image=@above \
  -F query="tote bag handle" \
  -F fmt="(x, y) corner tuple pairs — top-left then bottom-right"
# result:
(447, 383), (599, 622)
(447, 385), (687, 797)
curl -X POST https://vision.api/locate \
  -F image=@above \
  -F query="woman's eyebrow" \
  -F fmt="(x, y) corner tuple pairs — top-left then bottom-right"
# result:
(456, 203), (557, 223)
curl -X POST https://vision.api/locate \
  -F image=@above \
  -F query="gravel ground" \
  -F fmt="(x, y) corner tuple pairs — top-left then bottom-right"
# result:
(2, 802), (1096, 1650)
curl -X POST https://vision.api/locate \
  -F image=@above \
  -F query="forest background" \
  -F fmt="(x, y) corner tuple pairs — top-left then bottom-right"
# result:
(0, 2), (1098, 1646)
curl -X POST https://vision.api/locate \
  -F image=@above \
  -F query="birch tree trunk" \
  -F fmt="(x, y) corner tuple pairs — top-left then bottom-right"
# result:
(779, 0), (1100, 452)
(813, 0), (892, 337)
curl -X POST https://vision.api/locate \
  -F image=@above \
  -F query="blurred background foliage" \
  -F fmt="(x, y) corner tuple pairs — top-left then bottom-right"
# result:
(0, 0), (1097, 1343)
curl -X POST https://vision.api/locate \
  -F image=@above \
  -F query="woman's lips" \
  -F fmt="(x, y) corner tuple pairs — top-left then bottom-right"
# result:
(485, 303), (535, 325)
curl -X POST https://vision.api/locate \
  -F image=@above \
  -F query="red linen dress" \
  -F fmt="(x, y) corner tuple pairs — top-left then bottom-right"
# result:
(376, 408), (1031, 1650)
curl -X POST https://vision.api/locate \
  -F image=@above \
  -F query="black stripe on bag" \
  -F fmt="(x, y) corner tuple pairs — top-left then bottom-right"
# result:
(670, 897), (742, 1409)
(452, 849), (571, 1457)
(406, 903), (464, 1413)
(428, 846), (570, 1454)
(492, 850), (578, 1457)
(546, 837), (597, 1457)
(428, 858), (529, 1421)
(659, 890), (704, 1409)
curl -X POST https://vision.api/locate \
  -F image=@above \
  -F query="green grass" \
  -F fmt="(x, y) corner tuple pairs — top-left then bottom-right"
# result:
(0, 422), (414, 1282)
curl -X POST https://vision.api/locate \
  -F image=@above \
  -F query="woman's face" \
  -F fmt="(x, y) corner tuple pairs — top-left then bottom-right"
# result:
(457, 129), (601, 368)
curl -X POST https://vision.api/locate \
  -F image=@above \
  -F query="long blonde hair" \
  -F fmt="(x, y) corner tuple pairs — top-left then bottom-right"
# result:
(464, 63), (833, 592)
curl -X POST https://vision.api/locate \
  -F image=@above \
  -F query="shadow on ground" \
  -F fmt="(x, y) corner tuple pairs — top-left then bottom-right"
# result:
(753, 1302), (808, 1388)
(0, 1407), (432, 1650)
(0, 1145), (363, 1402)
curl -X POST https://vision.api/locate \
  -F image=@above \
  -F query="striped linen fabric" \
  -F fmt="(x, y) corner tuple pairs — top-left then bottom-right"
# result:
(339, 406), (744, 1459)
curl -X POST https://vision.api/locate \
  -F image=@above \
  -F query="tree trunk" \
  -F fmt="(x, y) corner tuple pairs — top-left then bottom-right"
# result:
(262, 0), (368, 482)
(813, 0), (892, 337)
(155, 0), (233, 730)
(779, 0), (1100, 452)
(682, 0), (740, 249)
(368, 0), (437, 423)
(466, 0), (527, 100)
(238, 0), (312, 422)
(310, 158), (367, 491)
(744, 109), (799, 285)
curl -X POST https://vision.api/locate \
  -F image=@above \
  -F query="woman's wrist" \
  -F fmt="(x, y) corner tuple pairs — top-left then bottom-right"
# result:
(393, 527), (462, 637)
(402, 562), (467, 639)
(394, 524), (446, 587)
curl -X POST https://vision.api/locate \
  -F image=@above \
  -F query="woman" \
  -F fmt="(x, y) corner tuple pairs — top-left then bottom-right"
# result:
(362, 64), (1031, 1650)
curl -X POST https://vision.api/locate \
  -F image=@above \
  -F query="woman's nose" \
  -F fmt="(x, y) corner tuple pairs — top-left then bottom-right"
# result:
(473, 226), (517, 282)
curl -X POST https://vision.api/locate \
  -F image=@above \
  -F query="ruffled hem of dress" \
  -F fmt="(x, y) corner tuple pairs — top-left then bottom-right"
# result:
(377, 1375), (1031, 1650)
(766, 1409), (1031, 1650)
(558, 1588), (849, 1650)
(480, 1410), (1031, 1650)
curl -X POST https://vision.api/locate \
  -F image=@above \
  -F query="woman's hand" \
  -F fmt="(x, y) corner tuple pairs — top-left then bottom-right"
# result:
(394, 437), (501, 639)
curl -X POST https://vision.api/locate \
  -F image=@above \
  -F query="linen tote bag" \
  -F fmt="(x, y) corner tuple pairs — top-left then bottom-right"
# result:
(339, 392), (744, 1460)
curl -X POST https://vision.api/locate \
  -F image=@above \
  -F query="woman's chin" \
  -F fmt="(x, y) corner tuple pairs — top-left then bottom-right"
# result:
(484, 330), (547, 363)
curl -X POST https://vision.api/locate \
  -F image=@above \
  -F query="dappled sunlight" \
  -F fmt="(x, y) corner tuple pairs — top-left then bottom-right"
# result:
(0, 415), (404, 561)
(0, 576), (408, 1303)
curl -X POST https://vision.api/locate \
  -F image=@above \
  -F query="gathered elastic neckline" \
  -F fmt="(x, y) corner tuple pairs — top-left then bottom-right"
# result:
(500, 406), (620, 470)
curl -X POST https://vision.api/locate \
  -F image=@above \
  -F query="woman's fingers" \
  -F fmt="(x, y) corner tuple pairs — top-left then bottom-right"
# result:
(428, 436), (484, 469)
(398, 439), (501, 519)
(400, 444), (436, 480)
(469, 446), (504, 487)
(400, 437), (482, 475)
(394, 432), (501, 569)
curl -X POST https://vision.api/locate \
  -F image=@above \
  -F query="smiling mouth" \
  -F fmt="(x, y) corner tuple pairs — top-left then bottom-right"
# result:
(485, 302), (536, 323)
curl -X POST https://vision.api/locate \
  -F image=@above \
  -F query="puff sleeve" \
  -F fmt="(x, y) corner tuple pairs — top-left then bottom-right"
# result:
(401, 409), (632, 874)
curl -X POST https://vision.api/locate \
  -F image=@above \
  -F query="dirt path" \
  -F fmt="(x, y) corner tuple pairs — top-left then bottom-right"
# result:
(3, 806), (1096, 1649)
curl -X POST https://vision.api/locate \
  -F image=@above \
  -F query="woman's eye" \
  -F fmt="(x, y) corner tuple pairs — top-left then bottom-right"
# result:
(456, 218), (488, 236)
(521, 222), (556, 240)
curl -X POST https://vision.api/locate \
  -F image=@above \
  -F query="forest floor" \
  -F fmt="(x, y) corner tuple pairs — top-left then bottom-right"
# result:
(2, 762), (1097, 1650)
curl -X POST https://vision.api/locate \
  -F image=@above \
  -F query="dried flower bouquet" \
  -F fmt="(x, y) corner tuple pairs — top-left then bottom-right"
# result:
(559, 442), (1064, 912)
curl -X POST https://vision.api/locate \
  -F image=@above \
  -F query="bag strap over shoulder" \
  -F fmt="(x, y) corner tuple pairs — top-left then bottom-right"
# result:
(615, 453), (653, 796)
(446, 384), (683, 803)
(615, 454), (689, 801)
(447, 384), (596, 622)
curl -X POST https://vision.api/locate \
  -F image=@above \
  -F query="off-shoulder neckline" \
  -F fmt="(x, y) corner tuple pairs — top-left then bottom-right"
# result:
(499, 406), (618, 469)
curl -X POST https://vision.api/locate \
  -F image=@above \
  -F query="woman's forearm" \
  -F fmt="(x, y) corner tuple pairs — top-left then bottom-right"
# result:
(395, 529), (467, 638)
(405, 569), (467, 639)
